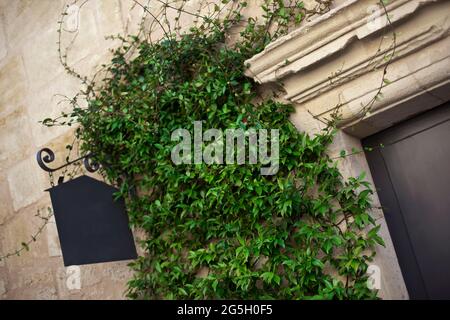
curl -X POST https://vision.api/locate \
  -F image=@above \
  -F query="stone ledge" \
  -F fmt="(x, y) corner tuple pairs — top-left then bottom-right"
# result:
(246, 0), (440, 84)
(245, 0), (450, 134)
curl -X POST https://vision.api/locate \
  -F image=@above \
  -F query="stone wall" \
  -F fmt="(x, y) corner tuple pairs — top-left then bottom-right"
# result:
(0, 0), (149, 300)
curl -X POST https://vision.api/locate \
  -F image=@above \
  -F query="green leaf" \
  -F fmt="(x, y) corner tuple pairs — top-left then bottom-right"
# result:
(212, 279), (219, 291)
(178, 287), (187, 296)
(368, 225), (381, 238)
(21, 242), (29, 251)
(312, 259), (325, 269)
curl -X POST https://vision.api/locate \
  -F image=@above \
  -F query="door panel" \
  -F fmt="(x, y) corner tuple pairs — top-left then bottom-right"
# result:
(363, 103), (450, 299)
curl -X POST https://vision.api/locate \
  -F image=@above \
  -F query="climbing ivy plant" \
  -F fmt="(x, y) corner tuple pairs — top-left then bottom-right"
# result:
(46, 0), (389, 299)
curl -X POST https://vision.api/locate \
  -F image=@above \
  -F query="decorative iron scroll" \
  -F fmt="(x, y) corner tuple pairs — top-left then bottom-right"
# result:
(36, 148), (99, 173)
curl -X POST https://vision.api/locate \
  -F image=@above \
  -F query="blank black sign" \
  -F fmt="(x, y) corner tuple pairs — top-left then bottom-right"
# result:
(363, 102), (450, 299)
(47, 175), (137, 266)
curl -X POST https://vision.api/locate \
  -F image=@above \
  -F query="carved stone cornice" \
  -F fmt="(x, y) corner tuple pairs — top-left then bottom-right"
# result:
(245, 0), (450, 136)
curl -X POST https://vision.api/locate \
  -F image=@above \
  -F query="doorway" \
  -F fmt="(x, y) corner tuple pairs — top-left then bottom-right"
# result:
(363, 102), (450, 299)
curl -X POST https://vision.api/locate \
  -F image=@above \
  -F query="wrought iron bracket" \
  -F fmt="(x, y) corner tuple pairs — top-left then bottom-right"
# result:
(36, 148), (99, 174)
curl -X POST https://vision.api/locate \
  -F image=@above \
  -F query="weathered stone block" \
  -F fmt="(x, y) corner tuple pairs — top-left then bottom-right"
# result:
(0, 13), (7, 62)
(0, 56), (28, 119)
(25, 71), (80, 147)
(0, 175), (14, 225)
(1, 200), (52, 269)
(0, 109), (34, 171)
(6, 156), (49, 211)
(7, 284), (58, 300)
(21, 25), (65, 93)
(1, 0), (65, 51)
(0, 278), (6, 297)
(7, 264), (54, 291)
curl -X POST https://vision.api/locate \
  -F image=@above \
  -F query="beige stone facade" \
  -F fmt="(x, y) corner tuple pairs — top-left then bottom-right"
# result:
(0, 0), (142, 300)
(1, 0), (448, 300)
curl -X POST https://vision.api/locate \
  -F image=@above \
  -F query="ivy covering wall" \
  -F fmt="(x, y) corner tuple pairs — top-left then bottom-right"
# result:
(45, 0), (386, 299)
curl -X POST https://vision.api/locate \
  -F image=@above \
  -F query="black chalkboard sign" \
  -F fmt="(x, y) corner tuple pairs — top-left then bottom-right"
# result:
(47, 175), (137, 266)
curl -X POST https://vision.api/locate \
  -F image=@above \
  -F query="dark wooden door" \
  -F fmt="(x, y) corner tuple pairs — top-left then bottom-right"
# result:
(363, 102), (450, 300)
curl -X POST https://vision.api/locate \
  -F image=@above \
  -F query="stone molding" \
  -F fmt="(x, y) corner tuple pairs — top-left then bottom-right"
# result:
(245, 0), (450, 136)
